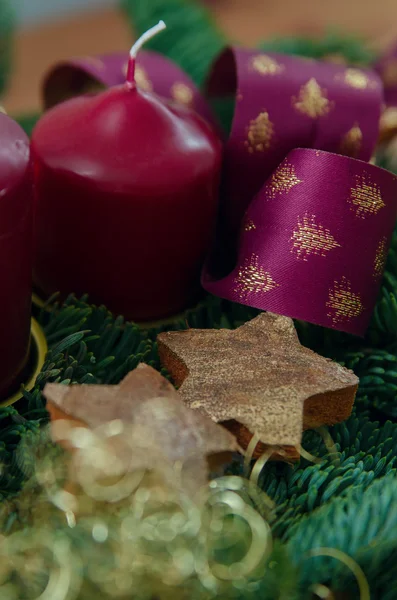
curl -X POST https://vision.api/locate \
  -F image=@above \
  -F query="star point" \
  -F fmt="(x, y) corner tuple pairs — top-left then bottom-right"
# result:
(158, 314), (358, 459)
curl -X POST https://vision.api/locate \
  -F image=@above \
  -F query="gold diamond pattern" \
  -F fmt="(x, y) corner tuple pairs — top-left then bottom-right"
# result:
(341, 68), (371, 89)
(244, 219), (257, 232)
(374, 237), (389, 280)
(250, 54), (284, 76)
(245, 111), (274, 153)
(292, 78), (333, 119)
(290, 214), (341, 261)
(349, 174), (385, 219)
(339, 124), (363, 158)
(122, 63), (153, 92)
(234, 255), (279, 300)
(135, 66), (153, 92)
(171, 82), (194, 106)
(267, 161), (301, 199)
(327, 277), (364, 324)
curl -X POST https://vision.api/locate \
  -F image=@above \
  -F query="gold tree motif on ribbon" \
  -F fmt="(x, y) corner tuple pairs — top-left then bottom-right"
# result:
(327, 277), (364, 324)
(290, 214), (341, 261)
(349, 174), (385, 219)
(267, 161), (301, 199)
(292, 78), (333, 119)
(244, 218), (256, 232)
(340, 68), (372, 90)
(340, 124), (363, 158)
(250, 54), (284, 76)
(245, 111), (274, 153)
(374, 237), (389, 280)
(171, 82), (194, 106)
(234, 254), (279, 300)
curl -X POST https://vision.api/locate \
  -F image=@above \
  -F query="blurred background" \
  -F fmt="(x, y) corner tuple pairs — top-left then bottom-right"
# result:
(2, 0), (397, 115)
(14, 0), (115, 26)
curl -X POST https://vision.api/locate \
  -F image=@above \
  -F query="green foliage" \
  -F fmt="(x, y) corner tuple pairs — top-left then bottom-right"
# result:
(15, 292), (257, 432)
(15, 113), (41, 137)
(260, 31), (377, 65)
(4, 0), (397, 596)
(0, 0), (14, 93)
(288, 475), (397, 597)
(258, 413), (397, 538)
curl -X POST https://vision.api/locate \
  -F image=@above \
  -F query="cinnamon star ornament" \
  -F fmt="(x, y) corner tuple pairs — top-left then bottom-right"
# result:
(44, 364), (238, 495)
(157, 313), (359, 460)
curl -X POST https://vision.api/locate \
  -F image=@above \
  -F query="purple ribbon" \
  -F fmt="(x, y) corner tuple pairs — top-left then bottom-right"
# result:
(43, 51), (218, 132)
(203, 148), (397, 335)
(42, 46), (397, 336)
(207, 48), (382, 243)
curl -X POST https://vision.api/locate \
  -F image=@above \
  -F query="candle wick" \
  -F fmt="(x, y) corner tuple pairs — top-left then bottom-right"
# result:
(126, 20), (167, 87)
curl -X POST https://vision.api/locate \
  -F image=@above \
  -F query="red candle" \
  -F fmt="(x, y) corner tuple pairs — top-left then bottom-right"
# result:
(32, 22), (222, 321)
(0, 113), (33, 400)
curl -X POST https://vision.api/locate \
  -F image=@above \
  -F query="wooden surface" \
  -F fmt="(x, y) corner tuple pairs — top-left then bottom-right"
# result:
(3, 1), (397, 115)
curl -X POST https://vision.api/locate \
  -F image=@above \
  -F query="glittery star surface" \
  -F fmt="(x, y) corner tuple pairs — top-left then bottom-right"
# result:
(158, 314), (358, 459)
(44, 364), (238, 493)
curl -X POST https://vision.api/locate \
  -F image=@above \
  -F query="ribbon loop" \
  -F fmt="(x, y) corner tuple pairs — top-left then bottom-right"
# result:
(42, 45), (397, 335)
(203, 148), (397, 335)
(206, 47), (383, 243)
(42, 51), (218, 132)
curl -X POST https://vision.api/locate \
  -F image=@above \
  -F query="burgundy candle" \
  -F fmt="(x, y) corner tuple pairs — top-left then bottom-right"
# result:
(0, 113), (33, 399)
(32, 22), (222, 321)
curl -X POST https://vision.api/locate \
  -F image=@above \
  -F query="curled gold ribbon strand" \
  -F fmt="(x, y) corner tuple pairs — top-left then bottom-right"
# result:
(308, 547), (370, 600)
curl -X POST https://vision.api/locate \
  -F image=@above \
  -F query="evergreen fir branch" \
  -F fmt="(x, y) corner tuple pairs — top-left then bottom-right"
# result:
(15, 113), (41, 137)
(0, 0), (15, 93)
(0, 293), (255, 497)
(260, 31), (376, 65)
(4, 13), (397, 594)
(366, 234), (397, 348)
(343, 349), (397, 418)
(287, 475), (397, 597)
(255, 541), (302, 600)
(258, 412), (397, 538)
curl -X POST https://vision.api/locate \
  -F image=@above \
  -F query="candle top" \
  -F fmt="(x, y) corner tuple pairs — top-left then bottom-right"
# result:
(0, 113), (30, 193)
(127, 20), (167, 86)
(31, 85), (222, 194)
(32, 21), (222, 194)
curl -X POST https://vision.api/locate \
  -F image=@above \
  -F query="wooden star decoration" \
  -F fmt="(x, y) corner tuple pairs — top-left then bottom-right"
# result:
(157, 313), (359, 461)
(44, 364), (238, 495)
